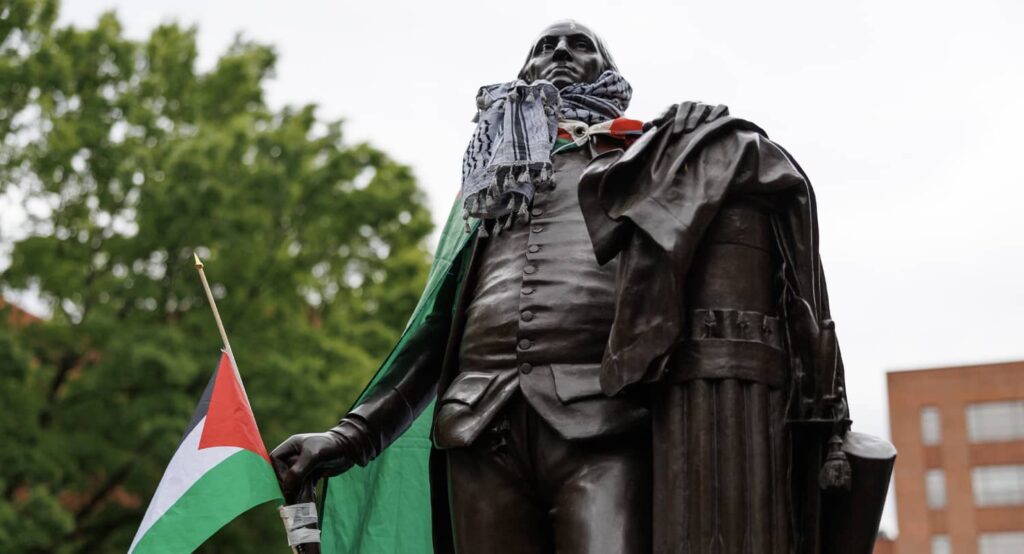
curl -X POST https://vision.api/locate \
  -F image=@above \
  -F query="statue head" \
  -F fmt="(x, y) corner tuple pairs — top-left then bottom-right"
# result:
(518, 20), (618, 89)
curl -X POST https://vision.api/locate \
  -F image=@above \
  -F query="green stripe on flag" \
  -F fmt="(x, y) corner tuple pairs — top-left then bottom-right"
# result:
(132, 450), (282, 553)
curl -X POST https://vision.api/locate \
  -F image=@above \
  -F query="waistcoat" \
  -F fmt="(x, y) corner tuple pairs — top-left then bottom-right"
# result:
(434, 147), (647, 447)
(459, 147), (618, 369)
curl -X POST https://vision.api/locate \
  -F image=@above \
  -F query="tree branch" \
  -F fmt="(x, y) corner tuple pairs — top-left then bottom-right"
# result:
(72, 461), (136, 525)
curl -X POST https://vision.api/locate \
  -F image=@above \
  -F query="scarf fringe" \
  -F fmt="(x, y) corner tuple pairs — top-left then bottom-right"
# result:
(462, 160), (550, 233)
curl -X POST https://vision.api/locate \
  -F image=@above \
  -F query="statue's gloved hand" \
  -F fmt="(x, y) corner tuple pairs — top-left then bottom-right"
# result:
(649, 102), (730, 134)
(270, 418), (371, 502)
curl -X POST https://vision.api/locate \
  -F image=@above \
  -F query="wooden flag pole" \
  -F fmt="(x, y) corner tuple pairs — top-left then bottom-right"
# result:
(192, 253), (234, 360)
(193, 253), (319, 553)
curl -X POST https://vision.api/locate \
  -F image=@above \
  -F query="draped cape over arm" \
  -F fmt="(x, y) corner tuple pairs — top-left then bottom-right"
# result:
(579, 102), (851, 552)
(578, 102), (847, 420)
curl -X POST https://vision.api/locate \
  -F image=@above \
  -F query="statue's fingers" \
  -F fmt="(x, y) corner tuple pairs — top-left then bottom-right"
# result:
(672, 102), (695, 134)
(270, 435), (300, 461)
(270, 452), (295, 484)
(270, 437), (302, 480)
(651, 104), (678, 129)
(686, 103), (712, 131)
(282, 448), (317, 501)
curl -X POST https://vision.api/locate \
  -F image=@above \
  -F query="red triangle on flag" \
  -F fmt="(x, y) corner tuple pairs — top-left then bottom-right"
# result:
(198, 352), (272, 463)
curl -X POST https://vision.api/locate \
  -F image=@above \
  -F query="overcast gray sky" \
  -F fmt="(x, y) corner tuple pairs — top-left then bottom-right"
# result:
(12, 0), (1024, 534)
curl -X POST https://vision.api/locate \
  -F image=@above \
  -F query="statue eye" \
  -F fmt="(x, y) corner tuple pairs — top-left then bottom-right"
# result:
(575, 40), (592, 51)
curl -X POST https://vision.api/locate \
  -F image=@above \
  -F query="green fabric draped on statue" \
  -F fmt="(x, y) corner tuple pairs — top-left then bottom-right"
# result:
(321, 198), (476, 554)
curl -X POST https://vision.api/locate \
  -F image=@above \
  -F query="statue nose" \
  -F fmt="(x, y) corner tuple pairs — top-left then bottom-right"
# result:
(553, 38), (571, 59)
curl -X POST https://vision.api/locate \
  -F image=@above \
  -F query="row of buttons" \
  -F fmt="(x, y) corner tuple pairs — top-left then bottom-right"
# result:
(517, 185), (550, 376)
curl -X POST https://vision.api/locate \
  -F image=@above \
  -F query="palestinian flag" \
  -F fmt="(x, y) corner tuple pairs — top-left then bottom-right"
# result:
(129, 351), (283, 553)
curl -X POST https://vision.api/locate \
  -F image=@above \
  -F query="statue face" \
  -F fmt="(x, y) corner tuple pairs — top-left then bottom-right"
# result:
(522, 21), (607, 89)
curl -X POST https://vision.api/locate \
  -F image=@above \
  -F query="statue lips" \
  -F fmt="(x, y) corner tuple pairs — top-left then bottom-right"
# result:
(543, 64), (583, 86)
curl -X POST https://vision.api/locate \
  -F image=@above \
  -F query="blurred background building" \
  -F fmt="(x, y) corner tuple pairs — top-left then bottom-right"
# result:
(875, 533), (896, 554)
(886, 361), (1024, 554)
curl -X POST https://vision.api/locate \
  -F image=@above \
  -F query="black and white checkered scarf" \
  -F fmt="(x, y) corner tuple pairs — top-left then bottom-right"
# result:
(461, 70), (632, 233)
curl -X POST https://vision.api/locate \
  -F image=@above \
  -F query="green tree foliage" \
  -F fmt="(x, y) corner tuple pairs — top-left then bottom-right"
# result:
(0, 1), (434, 551)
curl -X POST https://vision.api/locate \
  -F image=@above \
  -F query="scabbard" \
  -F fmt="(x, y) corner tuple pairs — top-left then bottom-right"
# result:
(819, 431), (897, 554)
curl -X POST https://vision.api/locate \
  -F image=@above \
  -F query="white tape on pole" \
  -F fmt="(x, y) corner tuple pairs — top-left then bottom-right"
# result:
(279, 502), (321, 546)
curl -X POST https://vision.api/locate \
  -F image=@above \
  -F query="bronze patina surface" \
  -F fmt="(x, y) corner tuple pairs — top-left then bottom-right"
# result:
(271, 20), (894, 554)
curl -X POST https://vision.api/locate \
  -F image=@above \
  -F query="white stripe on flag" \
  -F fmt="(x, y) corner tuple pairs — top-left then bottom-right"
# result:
(128, 417), (240, 553)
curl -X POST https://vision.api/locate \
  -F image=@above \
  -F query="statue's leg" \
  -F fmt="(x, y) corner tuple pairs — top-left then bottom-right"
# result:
(535, 417), (652, 554)
(446, 398), (553, 554)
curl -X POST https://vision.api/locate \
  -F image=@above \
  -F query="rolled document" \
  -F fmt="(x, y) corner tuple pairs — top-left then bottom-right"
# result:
(279, 501), (321, 554)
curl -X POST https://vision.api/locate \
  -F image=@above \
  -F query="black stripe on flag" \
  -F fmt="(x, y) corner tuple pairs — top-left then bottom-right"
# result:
(180, 357), (219, 444)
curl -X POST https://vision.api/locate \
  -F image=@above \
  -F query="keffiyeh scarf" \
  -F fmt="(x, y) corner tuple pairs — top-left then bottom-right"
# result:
(461, 70), (632, 232)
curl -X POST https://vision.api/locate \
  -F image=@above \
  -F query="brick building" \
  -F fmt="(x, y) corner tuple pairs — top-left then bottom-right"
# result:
(887, 361), (1024, 554)
(875, 534), (896, 553)
(0, 298), (40, 325)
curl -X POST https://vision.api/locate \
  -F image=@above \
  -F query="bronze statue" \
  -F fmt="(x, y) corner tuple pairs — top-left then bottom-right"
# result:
(271, 19), (894, 554)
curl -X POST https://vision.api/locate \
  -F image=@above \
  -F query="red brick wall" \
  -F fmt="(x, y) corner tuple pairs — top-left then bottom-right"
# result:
(888, 361), (1024, 554)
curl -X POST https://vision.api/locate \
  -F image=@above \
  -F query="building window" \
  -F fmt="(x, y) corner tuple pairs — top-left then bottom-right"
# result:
(966, 400), (1024, 443)
(979, 532), (1024, 554)
(921, 406), (942, 445)
(932, 535), (951, 554)
(972, 465), (1024, 506)
(925, 469), (947, 509)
